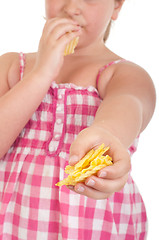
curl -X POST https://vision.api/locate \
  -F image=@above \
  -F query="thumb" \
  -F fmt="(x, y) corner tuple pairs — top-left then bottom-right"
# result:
(69, 128), (100, 165)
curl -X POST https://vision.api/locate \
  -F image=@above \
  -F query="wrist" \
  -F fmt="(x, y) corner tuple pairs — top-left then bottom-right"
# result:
(91, 121), (116, 138)
(91, 122), (129, 149)
(30, 67), (56, 85)
(20, 70), (53, 97)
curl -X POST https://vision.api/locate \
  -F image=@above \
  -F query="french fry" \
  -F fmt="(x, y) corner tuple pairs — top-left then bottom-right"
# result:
(64, 36), (79, 56)
(56, 144), (113, 187)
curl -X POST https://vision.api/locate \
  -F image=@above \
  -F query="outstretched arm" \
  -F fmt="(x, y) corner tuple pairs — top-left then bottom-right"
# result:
(69, 62), (156, 199)
(93, 61), (156, 148)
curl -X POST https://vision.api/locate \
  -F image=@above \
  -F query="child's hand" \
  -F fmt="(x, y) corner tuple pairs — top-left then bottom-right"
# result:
(68, 125), (131, 199)
(32, 17), (81, 82)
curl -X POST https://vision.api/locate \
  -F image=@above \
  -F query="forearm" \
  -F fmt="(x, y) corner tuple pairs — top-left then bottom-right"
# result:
(0, 71), (52, 158)
(92, 94), (143, 148)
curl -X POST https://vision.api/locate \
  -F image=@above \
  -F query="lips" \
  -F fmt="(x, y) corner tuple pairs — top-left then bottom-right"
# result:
(70, 17), (86, 28)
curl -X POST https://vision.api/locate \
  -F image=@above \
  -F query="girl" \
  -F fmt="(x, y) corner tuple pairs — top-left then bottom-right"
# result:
(0, 0), (156, 239)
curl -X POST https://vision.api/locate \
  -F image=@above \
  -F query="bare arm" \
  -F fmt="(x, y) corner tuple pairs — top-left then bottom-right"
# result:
(0, 18), (81, 159)
(0, 53), (54, 158)
(70, 61), (156, 159)
(93, 61), (156, 148)
(69, 61), (156, 199)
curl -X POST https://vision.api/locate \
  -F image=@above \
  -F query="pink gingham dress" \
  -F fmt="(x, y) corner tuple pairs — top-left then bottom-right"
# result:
(0, 53), (147, 240)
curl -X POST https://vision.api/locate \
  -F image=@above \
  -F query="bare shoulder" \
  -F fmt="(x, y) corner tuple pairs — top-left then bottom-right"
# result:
(0, 52), (21, 89)
(0, 52), (37, 94)
(98, 60), (155, 100)
(0, 52), (20, 96)
(109, 61), (155, 98)
(98, 60), (156, 130)
(113, 60), (152, 80)
(8, 52), (37, 87)
(23, 52), (36, 77)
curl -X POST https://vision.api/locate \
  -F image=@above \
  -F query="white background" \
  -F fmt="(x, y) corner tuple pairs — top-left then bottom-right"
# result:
(0, 0), (158, 239)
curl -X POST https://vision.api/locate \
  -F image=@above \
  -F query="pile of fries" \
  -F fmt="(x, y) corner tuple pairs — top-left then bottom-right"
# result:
(56, 143), (113, 187)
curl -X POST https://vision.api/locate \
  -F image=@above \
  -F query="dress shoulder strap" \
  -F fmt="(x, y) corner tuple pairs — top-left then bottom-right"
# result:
(96, 59), (126, 90)
(19, 52), (25, 80)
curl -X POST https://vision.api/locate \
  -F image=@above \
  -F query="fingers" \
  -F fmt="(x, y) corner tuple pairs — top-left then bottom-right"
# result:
(69, 127), (131, 178)
(97, 154), (131, 180)
(40, 17), (81, 58)
(85, 174), (129, 193)
(96, 138), (131, 180)
(43, 17), (78, 33)
(67, 184), (111, 200)
(56, 30), (81, 51)
(69, 128), (102, 165)
(67, 173), (128, 200)
(68, 126), (131, 199)
(35, 17), (81, 79)
(43, 17), (80, 40)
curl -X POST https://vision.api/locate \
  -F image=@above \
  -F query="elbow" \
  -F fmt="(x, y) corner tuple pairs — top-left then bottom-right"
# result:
(127, 94), (144, 134)
(128, 92), (155, 133)
(140, 87), (156, 132)
(0, 142), (12, 159)
(0, 149), (7, 159)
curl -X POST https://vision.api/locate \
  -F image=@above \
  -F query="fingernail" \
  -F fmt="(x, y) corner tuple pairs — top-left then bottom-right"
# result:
(69, 155), (79, 165)
(67, 185), (74, 190)
(98, 171), (107, 178)
(76, 185), (85, 193)
(86, 179), (95, 187)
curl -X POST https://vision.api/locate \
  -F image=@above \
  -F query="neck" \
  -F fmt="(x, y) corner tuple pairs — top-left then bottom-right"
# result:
(72, 38), (107, 58)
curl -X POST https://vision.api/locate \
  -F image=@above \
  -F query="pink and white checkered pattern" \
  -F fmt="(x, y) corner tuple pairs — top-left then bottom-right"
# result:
(0, 53), (147, 240)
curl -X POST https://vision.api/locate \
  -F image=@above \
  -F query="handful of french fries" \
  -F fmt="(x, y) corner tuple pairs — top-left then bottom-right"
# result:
(56, 143), (113, 187)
